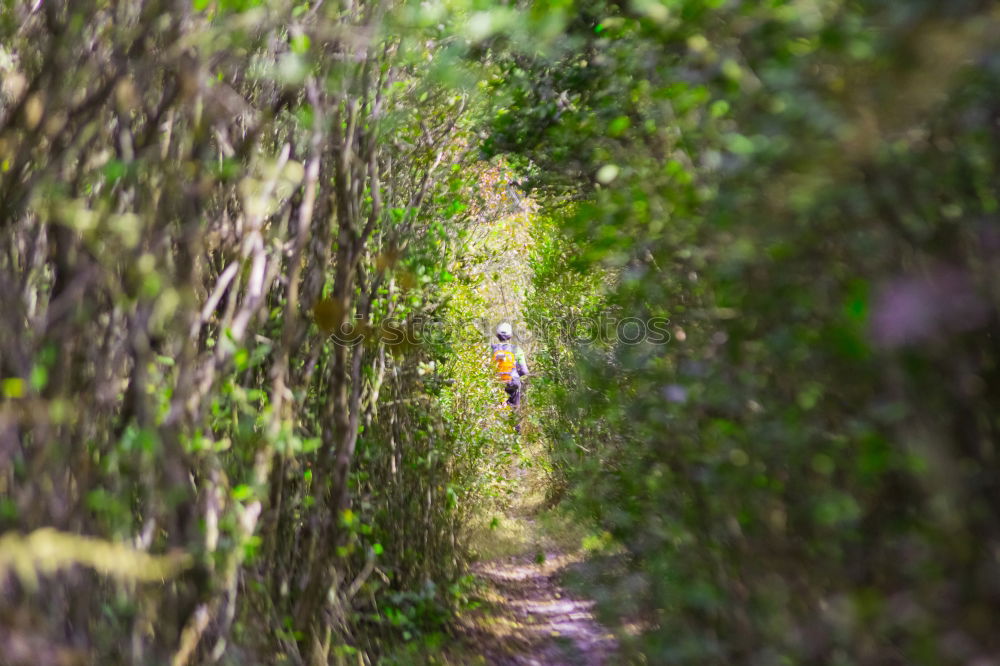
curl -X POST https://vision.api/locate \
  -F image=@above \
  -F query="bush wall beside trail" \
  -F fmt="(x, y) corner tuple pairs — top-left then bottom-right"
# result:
(505, 2), (1000, 663)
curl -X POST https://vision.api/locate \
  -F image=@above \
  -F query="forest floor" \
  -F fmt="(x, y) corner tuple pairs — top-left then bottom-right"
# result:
(467, 526), (618, 665)
(455, 448), (620, 666)
(384, 418), (625, 664)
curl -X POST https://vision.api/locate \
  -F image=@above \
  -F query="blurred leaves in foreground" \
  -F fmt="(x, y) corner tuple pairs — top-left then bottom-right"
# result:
(498, 0), (1000, 664)
(0, 529), (192, 590)
(5, 0), (1000, 664)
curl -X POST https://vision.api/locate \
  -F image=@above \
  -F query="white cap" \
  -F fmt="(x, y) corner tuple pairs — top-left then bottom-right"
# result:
(496, 322), (513, 338)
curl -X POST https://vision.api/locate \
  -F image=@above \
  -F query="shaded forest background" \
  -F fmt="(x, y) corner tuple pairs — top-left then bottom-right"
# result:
(2, 0), (1000, 664)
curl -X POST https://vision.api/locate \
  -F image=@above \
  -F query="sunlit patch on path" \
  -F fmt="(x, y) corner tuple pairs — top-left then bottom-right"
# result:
(471, 552), (618, 665)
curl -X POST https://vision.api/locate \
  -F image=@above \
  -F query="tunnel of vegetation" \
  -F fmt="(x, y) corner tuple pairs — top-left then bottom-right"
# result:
(2, 1), (1000, 665)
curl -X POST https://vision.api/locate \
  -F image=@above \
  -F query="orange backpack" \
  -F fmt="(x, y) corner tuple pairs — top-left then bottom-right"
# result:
(493, 345), (516, 382)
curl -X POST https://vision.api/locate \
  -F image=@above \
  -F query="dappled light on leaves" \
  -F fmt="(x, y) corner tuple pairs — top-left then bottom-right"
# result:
(2, 0), (1000, 664)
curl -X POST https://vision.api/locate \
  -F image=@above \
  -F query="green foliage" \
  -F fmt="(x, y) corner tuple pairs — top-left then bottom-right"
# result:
(5, 0), (1000, 664)
(495, 1), (1000, 663)
(0, 1), (519, 663)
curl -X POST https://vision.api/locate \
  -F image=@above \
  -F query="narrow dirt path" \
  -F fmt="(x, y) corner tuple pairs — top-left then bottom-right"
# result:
(471, 551), (618, 665)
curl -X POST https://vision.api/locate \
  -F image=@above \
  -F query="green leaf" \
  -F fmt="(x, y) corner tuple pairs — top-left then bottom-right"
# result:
(29, 366), (48, 392)
(290, 34), (311, 54)
(232, 484), (254, 501)
(710, 100), (730, 118)
(233, 348), (249, 371)
(103, 160), (127, 184)
(608, 116), (630, 136)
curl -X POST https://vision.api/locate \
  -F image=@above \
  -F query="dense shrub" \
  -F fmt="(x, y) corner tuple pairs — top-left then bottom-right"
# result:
(505, 2), (1000, 663)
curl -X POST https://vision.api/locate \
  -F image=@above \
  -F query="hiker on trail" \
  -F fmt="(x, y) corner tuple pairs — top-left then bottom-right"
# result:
(491, 322), (529, 409)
